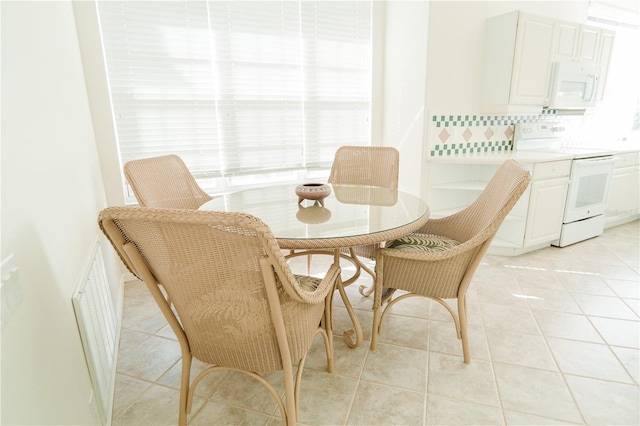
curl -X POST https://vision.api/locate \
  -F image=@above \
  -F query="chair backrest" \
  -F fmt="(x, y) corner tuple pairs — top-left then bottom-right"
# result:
(98, 207), (327, 372)
(328, 146), (399, 189)
(445, 159), (531, 246)
(123, 154), (212, 209)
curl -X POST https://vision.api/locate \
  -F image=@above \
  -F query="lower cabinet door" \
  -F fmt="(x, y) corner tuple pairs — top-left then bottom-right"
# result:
(524, 177), (569, 246)
(605, 165), (640, 227)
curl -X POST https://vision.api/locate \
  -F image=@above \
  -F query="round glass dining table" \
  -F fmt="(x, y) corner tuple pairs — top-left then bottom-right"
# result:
(199, 183), (430, 348)
(199, 183), (429, 250)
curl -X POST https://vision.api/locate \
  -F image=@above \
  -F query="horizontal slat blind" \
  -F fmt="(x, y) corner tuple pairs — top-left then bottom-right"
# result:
(300, 1), (372, 168)
(206, 1), (305, 176)
(97, 1), (371, 197)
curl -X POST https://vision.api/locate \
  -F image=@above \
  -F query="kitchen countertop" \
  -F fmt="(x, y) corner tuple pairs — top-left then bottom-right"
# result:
(427, 150), (574, 164)
(602, 145), (640, 155)
(427, 145), (639, 164)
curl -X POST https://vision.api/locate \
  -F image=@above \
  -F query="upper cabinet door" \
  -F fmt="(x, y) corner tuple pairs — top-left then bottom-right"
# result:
(510, 14), (555, 105)
(552, 22), (605, 66)
(553, 21), (580, 61)
(577, 25), (602, 64)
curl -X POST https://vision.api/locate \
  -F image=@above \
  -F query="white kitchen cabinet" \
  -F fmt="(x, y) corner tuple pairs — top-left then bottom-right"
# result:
(605, 152), (640, 228)
(426, 159), (571, 256)
(481, 11), (555, 113)
(577, 25), (602, 63)
(553, 21), (581, 62)
(551, 22), (615, 100)
(523, 161), (571, 247)
(482, 11), (616, 112)
(552, 22), (602, 64)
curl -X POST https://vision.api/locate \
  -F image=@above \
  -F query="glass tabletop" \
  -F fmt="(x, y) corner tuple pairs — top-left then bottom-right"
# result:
(199, 183), (429, 248)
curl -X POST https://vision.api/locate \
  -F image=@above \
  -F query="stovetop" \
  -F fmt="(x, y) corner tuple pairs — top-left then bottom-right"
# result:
(513, 122), (614, 159)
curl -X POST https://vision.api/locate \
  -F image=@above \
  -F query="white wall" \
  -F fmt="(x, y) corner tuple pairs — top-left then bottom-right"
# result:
(424, 1), (590, 115)
(380, 1), (430, 196)
(1, 1), (120, 424)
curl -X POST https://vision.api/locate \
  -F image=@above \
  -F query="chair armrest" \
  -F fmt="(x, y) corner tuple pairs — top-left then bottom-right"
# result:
(280, 262), (342, 304)
(309, 262), (341, 301)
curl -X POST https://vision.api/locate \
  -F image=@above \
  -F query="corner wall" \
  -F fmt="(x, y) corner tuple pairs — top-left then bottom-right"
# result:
(1, 2), (120, 423)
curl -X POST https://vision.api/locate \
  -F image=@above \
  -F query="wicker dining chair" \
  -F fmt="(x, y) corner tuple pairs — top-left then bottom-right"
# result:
(123, 154), (213, 209)
(99, 207), (340, 425)
(327, 145), (400, 295)
(370, 159), (531, 363)
(328, 145), (400, 190)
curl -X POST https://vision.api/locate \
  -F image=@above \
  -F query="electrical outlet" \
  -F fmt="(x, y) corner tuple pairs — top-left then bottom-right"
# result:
(1, 254), (23, 327)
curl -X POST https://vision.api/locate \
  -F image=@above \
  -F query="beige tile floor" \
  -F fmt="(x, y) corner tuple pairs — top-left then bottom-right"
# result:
(111, 220), (640, 425)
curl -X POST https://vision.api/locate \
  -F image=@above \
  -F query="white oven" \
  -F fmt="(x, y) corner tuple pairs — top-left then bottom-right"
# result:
(557, 156), (615, 247)
(514, 122), (615, 247)
(564, 157), (615, 222)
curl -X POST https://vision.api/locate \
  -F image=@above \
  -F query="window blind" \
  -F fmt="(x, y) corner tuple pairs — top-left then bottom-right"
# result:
(96, 1), (372, 199)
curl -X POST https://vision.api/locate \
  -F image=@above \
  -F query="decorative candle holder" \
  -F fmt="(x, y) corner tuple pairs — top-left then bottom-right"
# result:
(295, 183), (331, 207)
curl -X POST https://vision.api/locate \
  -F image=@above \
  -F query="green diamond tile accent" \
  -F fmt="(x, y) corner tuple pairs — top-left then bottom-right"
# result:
(428, 110), (557, 157)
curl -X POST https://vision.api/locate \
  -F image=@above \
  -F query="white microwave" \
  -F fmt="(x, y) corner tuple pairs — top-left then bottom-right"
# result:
(547, 61), (600, 109)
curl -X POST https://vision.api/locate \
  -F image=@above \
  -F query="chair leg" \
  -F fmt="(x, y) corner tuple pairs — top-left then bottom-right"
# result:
(282, 361), (297, 425)
(458, 296), (470, 363)
(293, 355), (308, 419)
(178, 353), (192, 426)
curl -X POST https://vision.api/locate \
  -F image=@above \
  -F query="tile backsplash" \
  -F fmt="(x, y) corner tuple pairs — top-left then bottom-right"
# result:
(428, 110), (557, 156)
